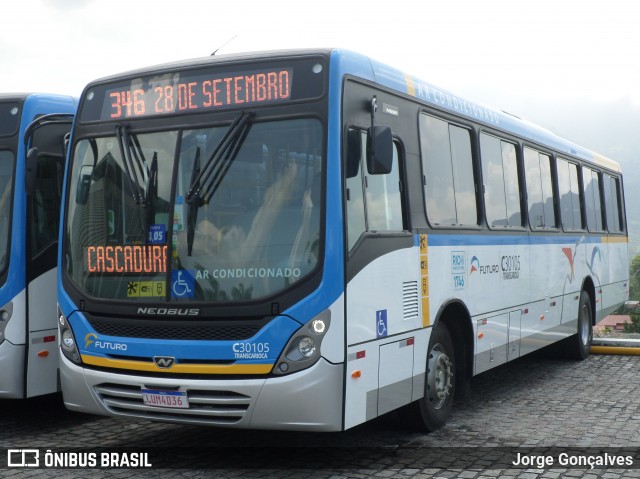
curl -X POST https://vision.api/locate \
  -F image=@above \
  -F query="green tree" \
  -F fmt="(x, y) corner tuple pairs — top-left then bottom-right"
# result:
(630, 255), (640, 301)
(623, 308), (640, 333)
(618, 255), (640, 333)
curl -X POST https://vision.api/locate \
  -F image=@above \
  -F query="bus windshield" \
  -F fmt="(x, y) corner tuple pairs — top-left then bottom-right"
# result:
(64, 117), (323, 303)
(0, 151), (14, 273)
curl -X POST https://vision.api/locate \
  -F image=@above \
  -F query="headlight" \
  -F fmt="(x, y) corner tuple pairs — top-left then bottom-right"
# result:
(298, 337), (316, 358)
(0, 301), (12, 345)
(58, 307), (82, 364)
(273, 310), (330, 375)
(61, 329), (75, 351)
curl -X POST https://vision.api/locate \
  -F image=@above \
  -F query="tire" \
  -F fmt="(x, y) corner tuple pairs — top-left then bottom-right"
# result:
(566, 291), (593, 360)
(401, 322), (456, 432)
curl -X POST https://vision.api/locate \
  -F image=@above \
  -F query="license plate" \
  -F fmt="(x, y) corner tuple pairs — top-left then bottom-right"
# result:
(141, 388), (189, 409)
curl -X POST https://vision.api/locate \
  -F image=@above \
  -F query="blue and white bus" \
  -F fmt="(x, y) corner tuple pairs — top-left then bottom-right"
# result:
(0, 94), (76, 398)
(58, 49), (627, 430)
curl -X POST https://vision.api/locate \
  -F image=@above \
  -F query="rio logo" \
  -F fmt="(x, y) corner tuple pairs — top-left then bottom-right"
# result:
(451, 251), (466, 290)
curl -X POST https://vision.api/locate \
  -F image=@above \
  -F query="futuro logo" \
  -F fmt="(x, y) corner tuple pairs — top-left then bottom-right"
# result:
(85, 333), (98, 349)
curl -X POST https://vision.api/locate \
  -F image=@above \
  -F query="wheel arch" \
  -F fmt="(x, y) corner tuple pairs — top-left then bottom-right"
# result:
(432, 299), (474, 385)
(581, 276), (596, 325)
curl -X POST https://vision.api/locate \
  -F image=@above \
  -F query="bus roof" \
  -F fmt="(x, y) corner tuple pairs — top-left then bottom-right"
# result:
(333, 49), (621, 173)
(81, 48), (621, 174)
(0, 92), (76, 102)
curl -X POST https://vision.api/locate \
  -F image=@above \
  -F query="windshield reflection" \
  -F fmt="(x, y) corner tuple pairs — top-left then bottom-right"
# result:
(0, 151), (14, 273)
(173, 119), (322, 301)
(64, 118), (323, 303)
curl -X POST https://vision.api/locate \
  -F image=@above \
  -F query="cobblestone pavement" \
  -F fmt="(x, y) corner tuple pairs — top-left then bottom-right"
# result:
(2, 352), (640, 478)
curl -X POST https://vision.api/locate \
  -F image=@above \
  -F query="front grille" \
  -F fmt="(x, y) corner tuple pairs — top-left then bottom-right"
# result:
(86, 315), (266, 340)
(95, 383), (252, 425)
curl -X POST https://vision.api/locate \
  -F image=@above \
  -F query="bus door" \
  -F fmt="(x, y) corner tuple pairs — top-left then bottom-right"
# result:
(342, 104), (417, 428)
(24, 115), (72, 397)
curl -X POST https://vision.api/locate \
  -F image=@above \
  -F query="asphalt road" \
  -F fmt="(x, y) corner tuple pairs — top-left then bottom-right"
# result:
(2, 351), (640, 478)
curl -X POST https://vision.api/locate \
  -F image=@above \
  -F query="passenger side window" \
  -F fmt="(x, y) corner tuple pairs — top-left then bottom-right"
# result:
(479, 133), (522, 227)
(603, 174), (623, 232)
(0, 151), (14, 273)
(524, 147), (556, 229)
(346, 138), (366, 250)
(419, 114), (477, 226)
(30, 155), (64, 258)
(346, 129), (403, 250)
(557, 158), (583, 230)
(582, 167), (603, 231)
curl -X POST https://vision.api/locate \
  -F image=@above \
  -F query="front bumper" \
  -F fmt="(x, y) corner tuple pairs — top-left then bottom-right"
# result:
(61, 354), (344, 431)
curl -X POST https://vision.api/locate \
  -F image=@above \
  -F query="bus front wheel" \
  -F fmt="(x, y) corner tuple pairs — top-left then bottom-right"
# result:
(403, 323), (456, 432)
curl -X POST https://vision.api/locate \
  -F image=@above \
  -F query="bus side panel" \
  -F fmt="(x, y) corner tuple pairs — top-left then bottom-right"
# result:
(0, 342), (25, 398)
(26, 268), (59, 397)
(346, 245), (422, 344)
(602, 238), (629, 320)
(3, 289), (27, 345)
(587, 239), (606, 318)
(0, 289), (27, 397)
(427, 236), (528, 374)
(558, 236), (596, 336)
(344, 244), (424, 429)
(523, 239), (571, 355)
(344, 329), (430, 430)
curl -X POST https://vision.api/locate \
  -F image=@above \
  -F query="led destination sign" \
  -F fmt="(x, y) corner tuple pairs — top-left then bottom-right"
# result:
(104, 68), (292, 120)
(79, 57), (326, 122)
(85, 245), (167, 274)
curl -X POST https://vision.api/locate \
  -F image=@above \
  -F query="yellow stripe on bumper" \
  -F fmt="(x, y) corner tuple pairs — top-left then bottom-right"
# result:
(82, 355), (273, 374)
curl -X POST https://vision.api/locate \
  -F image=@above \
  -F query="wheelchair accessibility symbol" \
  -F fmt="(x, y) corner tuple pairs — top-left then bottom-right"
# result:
(376, 309), (388, 338)
(171, 270), (195, 298)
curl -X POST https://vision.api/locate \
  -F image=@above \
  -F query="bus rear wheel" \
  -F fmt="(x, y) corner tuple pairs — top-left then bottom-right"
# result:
(402, 323), (456, 432)
(566, 291), (593, 360)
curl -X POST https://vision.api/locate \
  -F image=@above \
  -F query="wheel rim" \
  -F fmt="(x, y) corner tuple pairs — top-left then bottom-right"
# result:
(579, 302), (591, 347)
(427, 343), (453, 410)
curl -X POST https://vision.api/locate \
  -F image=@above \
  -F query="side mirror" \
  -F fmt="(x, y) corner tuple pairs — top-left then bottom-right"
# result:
(75, 165), (93, 205)
(366, 126), (393, 175)
(25, 147), (38, 195)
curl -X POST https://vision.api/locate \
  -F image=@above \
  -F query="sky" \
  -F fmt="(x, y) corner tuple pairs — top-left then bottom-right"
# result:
(4, 0), (640, 254)
(2, 0), (639, 117)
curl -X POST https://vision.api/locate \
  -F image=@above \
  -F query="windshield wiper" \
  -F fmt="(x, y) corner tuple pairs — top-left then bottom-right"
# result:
(116, 124), (158, 241)
(186, 146), (201, 256)
(144, 152), (158, 244)
(201, 117), (251, 204)
(115, 123), (146, 205)
(186, 111), (253, 204)
(185, 111), (253, 255)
